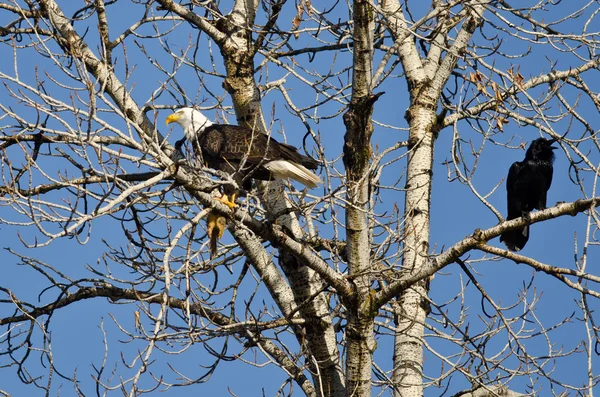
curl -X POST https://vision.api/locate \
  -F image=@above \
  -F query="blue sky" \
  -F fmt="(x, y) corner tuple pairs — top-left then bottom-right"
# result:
(1, 1), (600, 396)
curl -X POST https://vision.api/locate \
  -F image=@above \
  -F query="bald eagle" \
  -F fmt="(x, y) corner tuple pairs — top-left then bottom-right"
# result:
(166, 107), (322, 257)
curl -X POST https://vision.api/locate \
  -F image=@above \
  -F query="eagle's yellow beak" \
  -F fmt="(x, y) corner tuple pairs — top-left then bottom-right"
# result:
(165, 113), (181, 125)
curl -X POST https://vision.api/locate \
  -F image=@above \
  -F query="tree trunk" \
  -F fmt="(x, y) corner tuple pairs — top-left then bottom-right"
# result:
(343, 1), (379, 396)
(393, 102), (437, 397)
(218, 3), (344, 395)
(391, 4), (489, 396)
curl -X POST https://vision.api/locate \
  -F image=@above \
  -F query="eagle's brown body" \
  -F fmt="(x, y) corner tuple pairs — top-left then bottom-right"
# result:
(195, 124), (320, 191)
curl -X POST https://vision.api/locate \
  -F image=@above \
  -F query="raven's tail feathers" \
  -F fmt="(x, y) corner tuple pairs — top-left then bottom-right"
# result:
(500, 225), (529, 252)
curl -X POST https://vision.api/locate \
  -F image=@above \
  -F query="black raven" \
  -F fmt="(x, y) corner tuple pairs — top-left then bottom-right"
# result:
(500, 138), (557, 251)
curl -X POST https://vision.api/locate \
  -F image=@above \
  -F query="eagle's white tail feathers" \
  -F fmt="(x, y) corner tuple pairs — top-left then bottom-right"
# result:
(264, 160), (322, 188)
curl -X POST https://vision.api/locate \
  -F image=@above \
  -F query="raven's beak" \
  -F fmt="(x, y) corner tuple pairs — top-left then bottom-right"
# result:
(547, 137), (558, 149)
(165, 113), (180, 125)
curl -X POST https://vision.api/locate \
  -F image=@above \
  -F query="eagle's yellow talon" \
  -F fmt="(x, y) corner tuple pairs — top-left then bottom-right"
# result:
(219, 193), (237, 209)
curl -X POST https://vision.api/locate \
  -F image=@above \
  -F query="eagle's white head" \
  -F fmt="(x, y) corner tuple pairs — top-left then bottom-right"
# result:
(165, 107), (213, 140)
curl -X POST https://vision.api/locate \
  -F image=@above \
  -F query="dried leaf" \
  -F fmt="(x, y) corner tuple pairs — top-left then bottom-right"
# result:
(134, 310), (141, 331)
(515, 72), (524, 88)
(492, 81), (502, 102)
(469, 71), (482, 83)
(304, 0), (312, 15)
(292, 4), (303, 36)
(496, 117), (509, 132)
(476, 83), (489, 95)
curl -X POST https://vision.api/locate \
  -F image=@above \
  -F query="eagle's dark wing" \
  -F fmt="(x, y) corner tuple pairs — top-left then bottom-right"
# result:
(196, 124), (319, 189)
(275, 142), (319, 169)
(199, 124), (315, 168)
(200, 125), (315, 166)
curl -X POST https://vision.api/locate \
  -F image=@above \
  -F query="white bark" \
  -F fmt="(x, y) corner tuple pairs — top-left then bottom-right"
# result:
(383, 2), (489, 396)
(458, 386), (524, 397)
(393, 107), (435, 396)
(343, 1), (378, 396)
